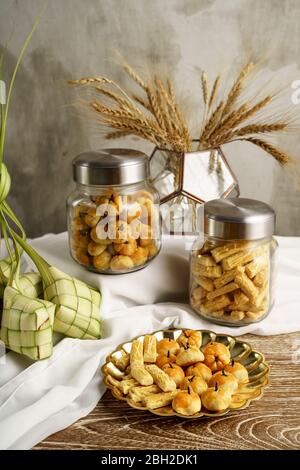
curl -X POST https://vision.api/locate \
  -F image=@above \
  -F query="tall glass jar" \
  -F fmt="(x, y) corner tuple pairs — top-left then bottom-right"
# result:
(190, 198), (277, 326)
(67, 149), (161, 274)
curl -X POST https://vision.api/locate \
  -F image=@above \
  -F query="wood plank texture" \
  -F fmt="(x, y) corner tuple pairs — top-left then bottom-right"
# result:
(35, 332), (300, 450)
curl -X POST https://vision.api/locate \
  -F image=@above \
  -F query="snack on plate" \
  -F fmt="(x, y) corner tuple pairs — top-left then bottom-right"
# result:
(224, 360), (249, 384)
(156, 351), (177, 368)
(104, 329), (252, 417)
(162, 363), (185, 386)
(180, 375), (208, 395)
(128, 385), (161, 402)
(130, 339), (144, 365)
(208, 370), (238, 393)
(176, 346), (204, 367)
(143, 335), (157, 363)
(144, 391), (178, 410)
(203, 342), (231, 371)
(201, 383), (232, 411)
(185, 362), (212, 383)
(177, 329), (202, 348)
(172, 389), (201, 416)
(131, 364), (154, 386)
(157, 338), (180, 356)
(145, 364), (177, 392)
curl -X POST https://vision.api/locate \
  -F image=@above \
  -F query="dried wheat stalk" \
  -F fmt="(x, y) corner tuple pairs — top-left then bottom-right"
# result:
(244, 138), (291, 165)
(222, 62), (254, 116)
(69, 61), (295, 164)
(201, 72), (209, 106)
(208, 74), (221, 109)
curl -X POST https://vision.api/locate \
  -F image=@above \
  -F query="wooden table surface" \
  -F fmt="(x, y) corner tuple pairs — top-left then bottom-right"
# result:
(35, 332), (300, 450)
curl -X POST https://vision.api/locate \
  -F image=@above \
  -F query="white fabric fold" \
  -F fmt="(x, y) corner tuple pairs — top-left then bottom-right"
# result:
(0, 233), (299, 449)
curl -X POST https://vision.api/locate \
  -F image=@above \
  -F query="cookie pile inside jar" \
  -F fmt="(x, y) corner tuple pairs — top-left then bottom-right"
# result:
(68, 149), (161, 274)
(190, 240), (271, 323)
(190, 198), (277, 325)
(71, 188), (160, 273)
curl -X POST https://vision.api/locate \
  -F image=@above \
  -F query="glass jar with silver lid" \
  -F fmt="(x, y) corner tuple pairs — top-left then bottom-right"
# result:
(190, 198), (278, 325)
(67, 149), (161, 274)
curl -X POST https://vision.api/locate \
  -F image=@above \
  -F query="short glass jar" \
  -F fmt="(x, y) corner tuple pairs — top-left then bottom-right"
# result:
(67, 149), (161, 274)
(190, 198), (277, 326)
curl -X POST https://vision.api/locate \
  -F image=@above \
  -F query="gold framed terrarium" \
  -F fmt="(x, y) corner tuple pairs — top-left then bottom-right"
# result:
(150, 141), (239, 234)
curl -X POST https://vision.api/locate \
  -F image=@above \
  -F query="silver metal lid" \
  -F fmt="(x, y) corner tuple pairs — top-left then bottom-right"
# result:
(73, 149), (149, 186)
(204, 198), (275, 240)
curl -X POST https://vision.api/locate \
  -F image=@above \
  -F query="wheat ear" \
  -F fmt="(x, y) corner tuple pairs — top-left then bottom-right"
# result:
(68, 76), (113, 85)
(210, 123), (288, 146)
(222, 62), (254, 116)
(201, 101), (224, 141)
(123, 63), (148, 90)
(208, 74), (221, 109)
(244, 137), (290, 165)
(201, 71), (209, 105)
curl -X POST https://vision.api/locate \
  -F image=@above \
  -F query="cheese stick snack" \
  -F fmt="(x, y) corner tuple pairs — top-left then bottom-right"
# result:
(106, 375), (138, 395)
(234, 272), (259, 305)
(245, 255), (268, 279)
(211, 241), (251, 263)
(131, 364), (154, 386)
(194, 255), (216, 267)
(145, 364), (176, 392)
(128, 384), (161, 402)
(222, 246), (266, 271)
(191, 286), (207, 302)
(112, 352), (130, 371)
(189, 199), (276, 325)
(201, 294), (231, 313)
(230, 310), (245, 321)
(194, 275), (214, 292)
(192, 264), (222, 279)
(206, 282), (239, 301)
(130, 339), (144, 365)
(143, 391), (178, 410)
(213, 266), (244, 289)
(253, 268), (269, 288)
(143, 335), (157, 363)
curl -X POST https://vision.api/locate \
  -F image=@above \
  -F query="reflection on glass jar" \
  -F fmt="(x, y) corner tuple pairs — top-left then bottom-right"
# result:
(67, 149), (161, 274)
(189, 198), (278, 326)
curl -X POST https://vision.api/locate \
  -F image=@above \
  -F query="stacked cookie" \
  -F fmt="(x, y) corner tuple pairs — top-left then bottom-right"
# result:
(70, 189), (160, 273)
(190, 240), (270, 323)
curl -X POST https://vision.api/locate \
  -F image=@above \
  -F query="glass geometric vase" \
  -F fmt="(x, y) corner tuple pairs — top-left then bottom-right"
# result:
(150, 141), (239, 235)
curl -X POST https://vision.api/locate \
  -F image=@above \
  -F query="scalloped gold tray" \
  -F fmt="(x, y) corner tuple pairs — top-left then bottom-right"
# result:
(102, 329), (270, 418)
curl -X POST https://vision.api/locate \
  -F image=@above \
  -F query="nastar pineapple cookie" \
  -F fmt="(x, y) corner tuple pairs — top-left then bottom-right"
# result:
(185, 362), (212, 383)
(203, 342), (231, 371)
(224, 360), (249, 384)
(180, 375), (208, 395)
(201, 383), (232, 411)
(162, 363), (185, 386)
(172, 389), (201, 416)
(208, 370), (238, 393)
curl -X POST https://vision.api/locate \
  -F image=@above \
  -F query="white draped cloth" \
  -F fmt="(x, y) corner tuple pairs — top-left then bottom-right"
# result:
(0, 233), (299, 449)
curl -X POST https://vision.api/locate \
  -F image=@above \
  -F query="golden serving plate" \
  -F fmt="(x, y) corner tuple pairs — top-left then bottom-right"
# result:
(102, 329), (270, 418)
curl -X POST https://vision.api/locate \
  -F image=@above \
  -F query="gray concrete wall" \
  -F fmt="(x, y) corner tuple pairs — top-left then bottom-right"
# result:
(1, 0), (300, 237)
